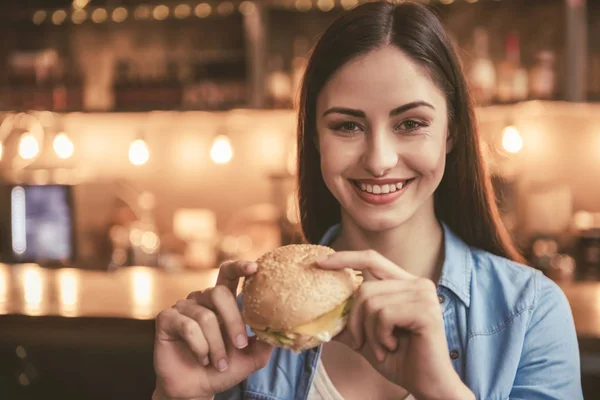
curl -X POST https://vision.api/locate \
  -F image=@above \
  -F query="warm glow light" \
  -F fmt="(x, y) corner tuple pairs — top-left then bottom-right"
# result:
(239, 1), (256, 15)
(130, 228), (143, 246)
(23, 267), (43, 315)
(0, 267), (8, 305)
(195, 3), (212, 17)
(210, 135), (233, 164)
(153, 5), (170, 20)
(33, 10), (47, 25)
(466, 0), (479, 3)
(440, 0), (454, 4)
(317, 0), (335, 12)
(295, 0), (312, 12)
(217, 1), (235, 15)
(112, 7), (128, 22)
(71, 9), (87, 24)
(53, 133), (74, 159)
(502, 125), (523, 154)
(340, 0), (358, 9)
(131, 268), (153, 319)
(174, 4), (192, 18)
(0, 142), (3, 161)
(19, 133), (39, 160)
(52, 10), (67, 25)
(141, 231), (160, 253)
(134, 5), (152, 20)
(574, 210), (594, 231)
(58, 269), (79, 316)
(129, 139), (150, 166)
(91, 8), (108, 23)
(72, 0), (90, 10)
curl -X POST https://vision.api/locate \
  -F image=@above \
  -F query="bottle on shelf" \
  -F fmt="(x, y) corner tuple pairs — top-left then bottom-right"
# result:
(467, 27), (496, 106)
(529, 50), (556, 100)
(496, 32), (528, 103)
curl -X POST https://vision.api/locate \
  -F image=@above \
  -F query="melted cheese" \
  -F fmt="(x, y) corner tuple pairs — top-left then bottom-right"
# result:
(291, 299), (348, 335)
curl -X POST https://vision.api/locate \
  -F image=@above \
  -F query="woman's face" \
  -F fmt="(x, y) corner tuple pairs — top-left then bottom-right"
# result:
(316, 45), (450, 233)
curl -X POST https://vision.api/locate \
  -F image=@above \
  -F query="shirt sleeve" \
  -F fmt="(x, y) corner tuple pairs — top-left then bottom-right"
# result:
(509, 273), (583, 399)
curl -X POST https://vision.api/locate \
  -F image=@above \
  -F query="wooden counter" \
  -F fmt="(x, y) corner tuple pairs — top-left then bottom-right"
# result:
(0, 264), (222, 400)
(0, 263), (220, 320)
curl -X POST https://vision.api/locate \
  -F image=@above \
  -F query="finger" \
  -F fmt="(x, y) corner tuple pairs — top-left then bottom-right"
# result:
(215, 260), (258, 294)
(316, 250), (413, 280)
(197, 286), (248, 350)
(155, 308), (210, 366)
(345, 280), (413, 349)
(368, 294), (417, 352)
(176, 302), (229, 372)
(363, 296), (390, 362)
(375, 301), (417, 353)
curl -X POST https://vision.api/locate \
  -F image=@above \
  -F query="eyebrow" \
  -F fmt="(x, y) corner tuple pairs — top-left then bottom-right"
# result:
(322, 101), (435, 118)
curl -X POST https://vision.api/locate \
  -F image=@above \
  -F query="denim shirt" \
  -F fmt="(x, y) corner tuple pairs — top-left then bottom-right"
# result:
(216, 223), (583, 400)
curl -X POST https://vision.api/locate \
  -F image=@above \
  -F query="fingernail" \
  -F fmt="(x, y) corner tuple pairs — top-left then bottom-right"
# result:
(315, 255), (330, 264)
(201, 356), (209, 366)
(235, 334), (248, 349)
(217, 359), (228, 372)
(245, 262), (257, 271)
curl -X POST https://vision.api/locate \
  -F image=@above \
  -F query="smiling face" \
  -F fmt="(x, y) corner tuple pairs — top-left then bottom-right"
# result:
(316, 45), (450, 233)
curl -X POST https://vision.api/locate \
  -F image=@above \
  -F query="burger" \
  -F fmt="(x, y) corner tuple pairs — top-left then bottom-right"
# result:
(241, 244), (360, 352)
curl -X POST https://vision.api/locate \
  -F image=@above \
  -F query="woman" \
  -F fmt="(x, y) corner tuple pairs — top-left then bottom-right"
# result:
(153, 2), (582, 399)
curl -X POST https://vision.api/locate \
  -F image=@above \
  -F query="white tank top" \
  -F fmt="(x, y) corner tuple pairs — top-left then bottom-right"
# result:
(307, 357), (416, 400)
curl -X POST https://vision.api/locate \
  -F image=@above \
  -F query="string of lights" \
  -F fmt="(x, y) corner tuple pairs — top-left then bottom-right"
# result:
(28, 0), (494, 26)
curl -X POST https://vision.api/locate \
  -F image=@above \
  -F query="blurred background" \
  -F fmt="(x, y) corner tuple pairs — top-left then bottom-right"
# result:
(0, 0), (599, 398)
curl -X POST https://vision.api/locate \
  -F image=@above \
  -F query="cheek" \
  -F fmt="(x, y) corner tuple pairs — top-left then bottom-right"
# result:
(405, 140), (447, 181)
(319, 137), (358, 181)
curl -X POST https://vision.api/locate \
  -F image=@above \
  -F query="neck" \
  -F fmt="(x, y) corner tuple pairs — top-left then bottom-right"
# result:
(332, 206), (445, 282)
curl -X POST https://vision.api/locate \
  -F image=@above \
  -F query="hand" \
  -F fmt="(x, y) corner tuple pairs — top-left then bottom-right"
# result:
(153, 261), (273, 400)
(317, 250), (473, 400)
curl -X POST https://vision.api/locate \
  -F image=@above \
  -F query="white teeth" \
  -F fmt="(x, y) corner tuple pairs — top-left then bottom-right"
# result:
(356, 181), (409, 194)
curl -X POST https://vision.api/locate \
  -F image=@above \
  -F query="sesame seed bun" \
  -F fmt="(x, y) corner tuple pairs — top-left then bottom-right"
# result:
(241, 244), (358, 351)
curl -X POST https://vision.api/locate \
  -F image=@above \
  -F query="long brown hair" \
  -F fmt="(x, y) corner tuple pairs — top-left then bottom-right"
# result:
(297, 0), (524, 263)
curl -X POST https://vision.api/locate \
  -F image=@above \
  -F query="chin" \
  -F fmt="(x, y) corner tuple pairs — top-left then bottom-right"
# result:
(345, 207), (414, 233)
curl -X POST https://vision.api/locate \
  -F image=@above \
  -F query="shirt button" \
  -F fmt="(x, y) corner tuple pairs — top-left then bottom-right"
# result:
(438, 294), (445, 304)
(450, 350), (460, 360)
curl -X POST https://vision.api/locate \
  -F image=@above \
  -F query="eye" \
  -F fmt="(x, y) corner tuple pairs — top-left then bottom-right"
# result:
(396, 119), (427, 132)
(332, 121), (363, 133)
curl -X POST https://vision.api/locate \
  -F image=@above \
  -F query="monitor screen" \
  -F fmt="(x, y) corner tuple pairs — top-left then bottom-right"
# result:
(10, 185), (75, 263)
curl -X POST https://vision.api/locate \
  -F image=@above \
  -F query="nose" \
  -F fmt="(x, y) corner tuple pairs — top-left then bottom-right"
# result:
(361, 129), (399, 177)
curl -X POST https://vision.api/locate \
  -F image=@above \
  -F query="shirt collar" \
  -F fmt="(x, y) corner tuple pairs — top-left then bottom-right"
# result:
(318, 222), (472, 307)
